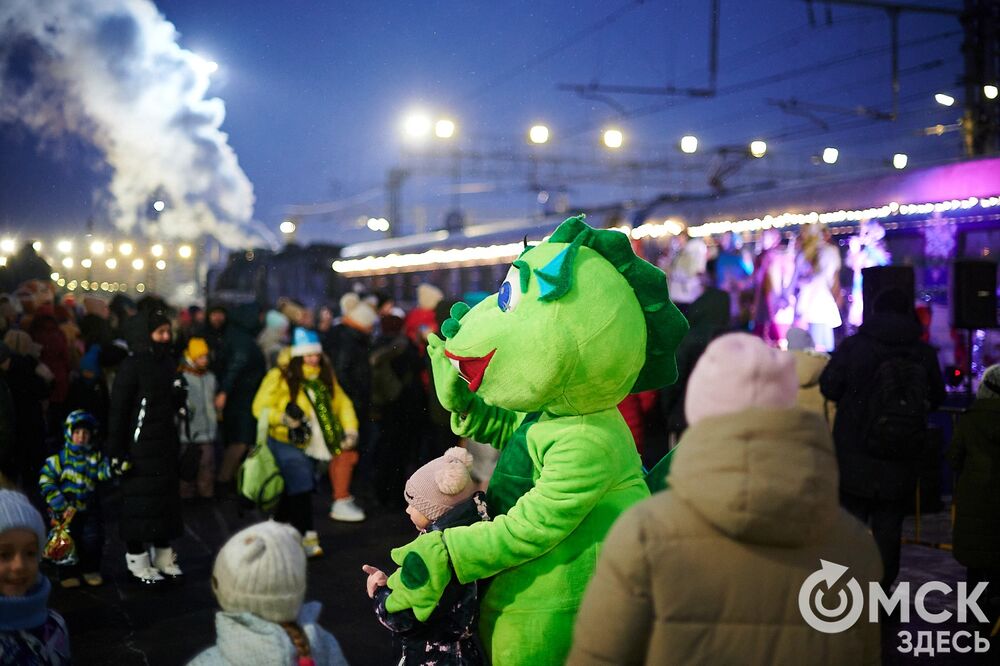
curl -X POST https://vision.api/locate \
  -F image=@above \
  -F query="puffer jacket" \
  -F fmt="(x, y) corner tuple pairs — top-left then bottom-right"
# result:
(251, 365), (358, 445)
(187, 601), (348, 666)
(569, 407), (882, 666)
(790, 349), (835, 426)
(179, 360), (219, 444)
(949, 398), (1000, 569)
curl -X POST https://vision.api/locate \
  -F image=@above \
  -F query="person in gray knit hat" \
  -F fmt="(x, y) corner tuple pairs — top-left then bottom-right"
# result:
(0, 489), (71, 665)
(363, 447), (490, 665)
(188, 520), (348, 666)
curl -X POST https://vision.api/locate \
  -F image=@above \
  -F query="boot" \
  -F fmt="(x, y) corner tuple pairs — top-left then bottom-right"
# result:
(329, 496), (366, 522)
(125, 553), (164, 585)
(151, 547), (183, 578)
(301, 531), (324, 559)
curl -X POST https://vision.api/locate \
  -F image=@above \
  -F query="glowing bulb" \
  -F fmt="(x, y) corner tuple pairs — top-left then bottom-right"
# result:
(119, 242), (133, 256)
(680, 135), (698, 154)
(749, 140), (767, 158)
(935, 93), (955, 107)
(529, 125), (550, 144)
(155, 259), (167, 270)
(435, 119), (456, 139)
(822, 147), (839, 164)
(81, 258), (92, 269)
(57, 240), (73, 253)
(152, 200), (165, 212)
(61, 257), (74, 269)
(603, 129), (624, 149)
(0, 239), (14, 254)
(90, 241), (105, 255)
(279, 220), (296, 234)
(131, 258), (144, 270)
(985, 85), (998, 100)
(151, 244), (164, 257)
(178, 245), (193, 259)
(105, 258), (117, 270)
(892, 153), (908, 169)
(32, 241), (42, 252)
(403, 112), (432, 139)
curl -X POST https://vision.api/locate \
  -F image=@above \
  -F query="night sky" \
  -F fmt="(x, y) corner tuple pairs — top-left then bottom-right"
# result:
(0, 0), (967, 248)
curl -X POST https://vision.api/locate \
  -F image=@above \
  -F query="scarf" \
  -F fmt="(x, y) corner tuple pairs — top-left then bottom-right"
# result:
(0, 576), (51, 630)
(302, 377), (343, 454)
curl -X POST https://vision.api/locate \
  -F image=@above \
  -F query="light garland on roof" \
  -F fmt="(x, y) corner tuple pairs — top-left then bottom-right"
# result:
(686, 195), (999, 238)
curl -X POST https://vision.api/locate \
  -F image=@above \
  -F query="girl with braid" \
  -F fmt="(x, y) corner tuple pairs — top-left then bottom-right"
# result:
(188, 520), (349, 666)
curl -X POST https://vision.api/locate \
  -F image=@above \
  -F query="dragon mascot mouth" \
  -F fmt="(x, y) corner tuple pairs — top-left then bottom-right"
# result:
(443, 349), (496, 392)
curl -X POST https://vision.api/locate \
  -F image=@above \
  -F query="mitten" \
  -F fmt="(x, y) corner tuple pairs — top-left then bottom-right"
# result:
(384, 530), (453, 621)
(171, 375), (189, 410)
(110, 457), (132, 477)
(426, 334), (474, 415)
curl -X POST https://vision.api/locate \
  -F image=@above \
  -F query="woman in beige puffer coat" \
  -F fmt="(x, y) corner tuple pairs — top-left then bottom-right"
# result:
(569, 333), (881, 665)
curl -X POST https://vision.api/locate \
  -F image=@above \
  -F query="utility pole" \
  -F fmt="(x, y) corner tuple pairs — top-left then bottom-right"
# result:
(386, 168), (409, 238)
(810, 0), (998, 156)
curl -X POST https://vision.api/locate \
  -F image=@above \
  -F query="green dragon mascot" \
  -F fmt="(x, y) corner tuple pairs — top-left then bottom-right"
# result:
(385, 215), (688, 664)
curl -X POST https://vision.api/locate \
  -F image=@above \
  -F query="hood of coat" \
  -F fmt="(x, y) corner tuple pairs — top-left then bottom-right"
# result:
(859, 311), (922, 345)
(790, 349), (829, 388)
(214, 601), (328, 664)
(668, 407), (838, 547)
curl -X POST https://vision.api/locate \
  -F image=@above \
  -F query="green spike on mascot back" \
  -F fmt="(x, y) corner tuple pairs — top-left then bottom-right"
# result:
(385, 215), (688, 664)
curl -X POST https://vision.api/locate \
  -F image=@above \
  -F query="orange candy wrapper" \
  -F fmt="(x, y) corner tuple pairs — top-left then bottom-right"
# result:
(43, 508), (78, 565)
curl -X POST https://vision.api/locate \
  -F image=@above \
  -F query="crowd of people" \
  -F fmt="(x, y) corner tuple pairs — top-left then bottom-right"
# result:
(0, 214), (998, 664)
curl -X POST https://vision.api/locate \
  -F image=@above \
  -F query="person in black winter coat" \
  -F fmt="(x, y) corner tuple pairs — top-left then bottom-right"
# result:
(214, 303), (266, 486)
(0, 343), (15, 488)
(0, 339), (50, 498)
(106, 310), (185, 585)
(820, 287), (945, 590)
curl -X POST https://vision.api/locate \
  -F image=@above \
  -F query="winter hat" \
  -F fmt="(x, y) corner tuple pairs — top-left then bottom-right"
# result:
(291, 327), (322, 357)
(3, 329), (42, 359)
(339, 293), (377, 332)
(186, 337), (209, 361)
(277, 298), (307, 326)
(0, 490), (46, 553)
(873, 287), (912, 316)
(978, 364), (1000, 400)
(786, 327), (815, 352)
(404, 447), (476, 523)
(685, 332), (798, 426)
(211, 520), (306, 623)
(146, 309), (171, 334)
(417, 284), (444, 311)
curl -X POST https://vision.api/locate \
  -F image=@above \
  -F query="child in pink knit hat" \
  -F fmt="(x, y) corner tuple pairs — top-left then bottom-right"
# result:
(362, 447), (489, 664)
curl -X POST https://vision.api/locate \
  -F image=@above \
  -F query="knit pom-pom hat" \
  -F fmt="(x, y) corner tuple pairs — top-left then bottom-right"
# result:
(0, 490), (46, 555)
(404, 447), (476, 523)
(417, 284), (444, 311)
(685, 332), (798, 426)
(211, 520), (306, 623)
(339, 292), (377, 332)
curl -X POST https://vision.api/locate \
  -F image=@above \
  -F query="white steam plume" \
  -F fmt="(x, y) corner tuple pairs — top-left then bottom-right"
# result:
(0, 0), (261, 247)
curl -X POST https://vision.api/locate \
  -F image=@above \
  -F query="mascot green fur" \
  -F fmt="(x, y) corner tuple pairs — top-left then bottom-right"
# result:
(385, 215), (688, 664)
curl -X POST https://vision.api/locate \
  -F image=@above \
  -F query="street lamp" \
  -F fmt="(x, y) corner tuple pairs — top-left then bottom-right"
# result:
(279, 219), (296, 234)
(57, 240), (72, 253)
(603, 128), (624, 149)
(403, 112), (432, 139)
(105, 258), (117, 270)
(985, 85), (999, 100)
(178, 245), (193, 259)
(132, 258), (144, 271)
(529, 125), (550, 144)
(892, 153), (908, 170)
(152, 200), (165, 212)
(822, 147), (839, 164)
(151, 244), (164, 258)
(435, 119), (456, 139)
(61, 257), (74, 269)
(934, 93), (955, 107)
(90, 241), (105, 256)
(81, 258), (92, 269)
(749, 140), (767, 158)
(680, 135), (698, 154)
(119, 242), (133, 256)
(155, 260), (167, 271)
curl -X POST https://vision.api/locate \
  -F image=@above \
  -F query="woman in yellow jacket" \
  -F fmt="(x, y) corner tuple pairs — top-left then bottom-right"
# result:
(252, 328), (358, 557)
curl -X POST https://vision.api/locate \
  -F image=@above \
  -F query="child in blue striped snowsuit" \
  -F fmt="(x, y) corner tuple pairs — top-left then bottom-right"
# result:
(38, 410), (112, 588)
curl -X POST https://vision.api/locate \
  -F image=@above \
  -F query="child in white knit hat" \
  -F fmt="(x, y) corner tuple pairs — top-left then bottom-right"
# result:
(0, 489), (71, 665)
(363, 447), (489, 665)
(188, 520), (348, 666)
